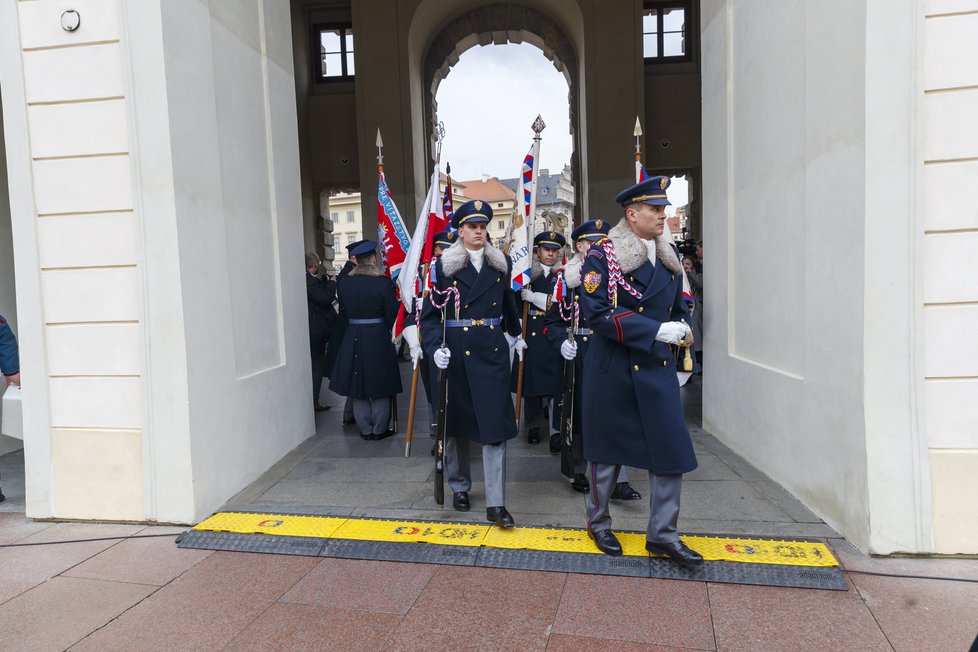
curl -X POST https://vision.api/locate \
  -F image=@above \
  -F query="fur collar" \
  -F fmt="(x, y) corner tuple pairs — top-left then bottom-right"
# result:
(349, 263), (382, 277)
(562, 254), (584, 289)
(608, 219), (682, 276)
(440, 240), (508, 278)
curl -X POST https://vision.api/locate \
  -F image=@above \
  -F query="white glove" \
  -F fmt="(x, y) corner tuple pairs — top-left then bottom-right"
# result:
(402, 324), (422, 365)
(521, 289), (548, 311)
(433, 347), (451, 369)
(505, 333), (528, 361)
(680, 321), (693, 344)
(560, 339), (578, 361)
(655, 321), (687, 345)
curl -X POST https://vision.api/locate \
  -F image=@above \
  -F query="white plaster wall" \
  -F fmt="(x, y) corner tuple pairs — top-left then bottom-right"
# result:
(921, 1), (978, 553)
(701, 0), (874, 550)
(157, 0), (313, 519)
(1, 0), (146, 521)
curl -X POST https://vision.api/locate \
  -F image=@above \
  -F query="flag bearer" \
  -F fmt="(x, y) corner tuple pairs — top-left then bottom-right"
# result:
(577, 177), (702, 566)
(420, 200), (526, 527)
(514, 231), (565, 447)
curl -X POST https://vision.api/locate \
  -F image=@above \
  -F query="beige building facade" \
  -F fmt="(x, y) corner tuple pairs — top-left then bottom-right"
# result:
(0, 0), (974, 554)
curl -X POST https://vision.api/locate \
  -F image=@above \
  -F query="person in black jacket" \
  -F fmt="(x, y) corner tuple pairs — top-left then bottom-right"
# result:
(0, 314), (19, 504)
(325, 242), (363, 425)
(307, 252), (337, 411)
(329, 240), (402, 440)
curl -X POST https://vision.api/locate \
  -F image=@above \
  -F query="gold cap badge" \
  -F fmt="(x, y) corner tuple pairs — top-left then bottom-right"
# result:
(659, 177), (668, 190)
(474, 200), (483, 210)
(595, 219), (603, 229)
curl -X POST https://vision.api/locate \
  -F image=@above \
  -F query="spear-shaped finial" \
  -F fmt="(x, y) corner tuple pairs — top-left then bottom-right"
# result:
(446, 162), (451, 176)
(634, 116), (643, 155)
(532, 114), (546, 135)
(376, 128), (384, 167)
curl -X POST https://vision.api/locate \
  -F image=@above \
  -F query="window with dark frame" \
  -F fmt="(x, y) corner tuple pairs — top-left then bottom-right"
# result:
(316, 24), (354, 81)
(642, 2), (691, 62)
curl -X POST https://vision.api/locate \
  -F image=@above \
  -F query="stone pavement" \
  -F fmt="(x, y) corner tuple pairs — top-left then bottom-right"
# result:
(1, 368), (977, 650)
(0, 512), (977, 651)
(224, 369), (837, 541)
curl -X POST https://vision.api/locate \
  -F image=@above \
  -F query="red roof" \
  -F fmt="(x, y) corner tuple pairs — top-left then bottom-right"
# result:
(456, 177), (515, 203)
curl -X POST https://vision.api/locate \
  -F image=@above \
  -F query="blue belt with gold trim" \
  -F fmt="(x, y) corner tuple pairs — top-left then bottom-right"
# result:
(445, 317), (502, 328)
(348, 318), (385, 325)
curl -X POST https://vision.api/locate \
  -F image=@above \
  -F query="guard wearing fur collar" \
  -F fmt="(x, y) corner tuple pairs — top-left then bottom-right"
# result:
(543, 220), (643, 500)
(419, 200), (525, 528)
(576, 177), (702, 566)
(513, 231), (566, 447)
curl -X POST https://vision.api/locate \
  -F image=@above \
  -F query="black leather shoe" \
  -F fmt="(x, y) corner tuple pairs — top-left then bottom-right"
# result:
(343, 418), (356, 425)
(571, 474), (589, 493)
(452, 491), (470, 511)
(0, 487), (5, 503)
(527, 428), (540, 445)
(611, 482), (642, 501)
(373, 428), (395, 440)
(486, 506), (515, 528)
(360, 433), (376, 441)
(549, 434), (561, 453)
(645, 540), (704, 567)
(588, 529), (623, 556)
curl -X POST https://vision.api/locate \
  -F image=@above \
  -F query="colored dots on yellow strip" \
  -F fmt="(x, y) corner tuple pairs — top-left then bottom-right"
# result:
(193, 512), (346, 539)
(330, 518), (490, 547)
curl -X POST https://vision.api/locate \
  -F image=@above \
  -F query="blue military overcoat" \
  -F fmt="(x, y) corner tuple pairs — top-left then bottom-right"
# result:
(419, 241), (522, 444)
(578, 221), (697, 475)
(329, 265), (402, 399)
(542, 255), (591, 435)
(511, 262), (563, 398)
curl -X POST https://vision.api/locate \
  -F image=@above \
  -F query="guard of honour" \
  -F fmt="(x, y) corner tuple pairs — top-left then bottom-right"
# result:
(331, 175), (701, 567)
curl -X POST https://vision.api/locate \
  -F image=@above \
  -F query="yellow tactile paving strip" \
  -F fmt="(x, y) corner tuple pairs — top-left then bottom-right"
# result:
(193, 512), (837, 567)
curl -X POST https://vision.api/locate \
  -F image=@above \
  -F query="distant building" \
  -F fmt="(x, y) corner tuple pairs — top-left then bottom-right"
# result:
(498, 164), (576, 241)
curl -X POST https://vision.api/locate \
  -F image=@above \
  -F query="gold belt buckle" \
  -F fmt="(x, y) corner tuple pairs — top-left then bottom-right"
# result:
(470, 318), (486, 326)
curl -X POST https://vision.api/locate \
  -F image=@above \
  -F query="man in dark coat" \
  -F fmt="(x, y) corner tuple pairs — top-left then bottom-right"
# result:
(329, 240), (402, 440)
(0, 314), (20, 504)
(420, 200), (525, 527)
(307, 252), (337, 411)
(577, 176), (702, 566)
(544, 220), (643, 501)
(513, 231), (565, 447)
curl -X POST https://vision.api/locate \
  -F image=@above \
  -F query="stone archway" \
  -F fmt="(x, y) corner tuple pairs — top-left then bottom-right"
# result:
(419, 4), (584, 226)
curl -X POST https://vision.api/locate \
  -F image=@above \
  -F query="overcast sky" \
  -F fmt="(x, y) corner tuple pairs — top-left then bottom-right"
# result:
(436, 42), (687, 214)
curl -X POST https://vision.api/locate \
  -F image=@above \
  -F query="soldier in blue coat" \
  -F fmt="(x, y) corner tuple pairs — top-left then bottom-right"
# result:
(420, 200), (525, 527)
(329, 240), (402, 440)
(0, 314), (20, 504)
(543, 220), (642, 501)
(577, 177), (702, 566)
(513, 231), (565, 447)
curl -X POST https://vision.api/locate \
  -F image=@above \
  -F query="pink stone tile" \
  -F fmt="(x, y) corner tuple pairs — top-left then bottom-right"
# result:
(0, 522), (144, 604)
(553, 574), (714, 650)
(0, 513), (54, 545)
(385, 566), (565, 651)
(70, 552), (319, 651)
(281, 558), (437, 614)
(852, 573), (978, 652)
(227, 602), (401, 651)
(709, 581), (891, 652)
(546, 634), (696, 651)
(64, 526), (211, 586)
(0, 576), (156, 652)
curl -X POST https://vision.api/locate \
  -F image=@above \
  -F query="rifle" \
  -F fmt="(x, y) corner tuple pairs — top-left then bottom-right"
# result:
(559, 290), (578, 479)
(434, 307), (449, 506)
